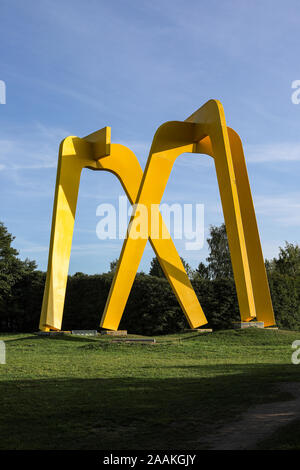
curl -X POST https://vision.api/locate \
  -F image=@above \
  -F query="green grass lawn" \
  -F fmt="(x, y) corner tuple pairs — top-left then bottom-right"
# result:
(0, 328), (300, 450)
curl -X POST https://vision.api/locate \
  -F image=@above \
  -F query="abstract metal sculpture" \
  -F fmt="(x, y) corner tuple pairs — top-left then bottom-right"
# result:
(39, 100), (275, 332)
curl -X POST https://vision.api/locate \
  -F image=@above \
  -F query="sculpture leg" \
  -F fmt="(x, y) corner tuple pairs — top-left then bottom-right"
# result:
(196, 126), (275, 326)
(227, 128), (275, 326)
(100, 218), (207, 331)
(187, 101), (257, 322)
(100, 132), (209, 331)
(39, 139), (85, 330)
(149, 232), (207, 329)
(210, 130), (256, 321)
(96, 146), (207, 330)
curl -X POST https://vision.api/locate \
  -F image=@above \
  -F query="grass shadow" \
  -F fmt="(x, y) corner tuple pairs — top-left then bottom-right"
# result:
(1, 363), (299, 450)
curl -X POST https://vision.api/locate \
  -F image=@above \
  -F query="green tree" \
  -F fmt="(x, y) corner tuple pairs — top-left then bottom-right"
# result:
(193, 261), (210, 280)
(206, 223), (233, 279)
(149, 256), (194, 279)
(109, 258), (119, 273)
(0, 222), (36, 304)
(149, 257), (164, 277)
(265, 258), (276, 273)
(270, 242), (300, 277)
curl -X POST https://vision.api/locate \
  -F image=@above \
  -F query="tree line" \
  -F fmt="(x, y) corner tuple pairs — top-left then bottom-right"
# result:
(0, 221), (300, 334)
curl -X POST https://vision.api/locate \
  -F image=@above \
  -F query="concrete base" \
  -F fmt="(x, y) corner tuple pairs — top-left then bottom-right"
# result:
(101, 330), (127, 336)
(184, 328), (213, 333)
(233, 322), (264, 329)
(71, 330), (98, 336)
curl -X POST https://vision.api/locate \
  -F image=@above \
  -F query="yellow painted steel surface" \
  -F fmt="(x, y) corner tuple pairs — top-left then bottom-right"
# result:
(39, 128), (206, 331)
(39, 99), (275, 332)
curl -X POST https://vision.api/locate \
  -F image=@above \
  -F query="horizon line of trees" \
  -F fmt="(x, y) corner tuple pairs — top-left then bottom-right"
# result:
(108, 223), (300, 281)
(1, 221), (300, 333)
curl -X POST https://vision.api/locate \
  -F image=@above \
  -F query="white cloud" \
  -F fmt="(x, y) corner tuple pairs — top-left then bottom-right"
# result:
(21, 245), (49, 253)
(260, 240), (282, 260)
(119, 139), (300, 166)
(20, 241), (122, 257)
(245, 142), (300, 163)
(254, 193), (300, 227)
(0, 123), (68, 171)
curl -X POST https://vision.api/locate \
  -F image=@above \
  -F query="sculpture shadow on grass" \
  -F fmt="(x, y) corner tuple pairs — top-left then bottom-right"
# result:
(0, 363), (298, 450)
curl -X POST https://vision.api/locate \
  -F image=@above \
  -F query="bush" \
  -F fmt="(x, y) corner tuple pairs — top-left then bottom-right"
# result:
(1, 271), (299, 334)
(0, 270), (45, 331)
(268, 272), (300, 330)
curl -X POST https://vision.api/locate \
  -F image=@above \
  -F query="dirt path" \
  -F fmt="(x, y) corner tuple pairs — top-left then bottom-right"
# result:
(200, 383), (300, 450)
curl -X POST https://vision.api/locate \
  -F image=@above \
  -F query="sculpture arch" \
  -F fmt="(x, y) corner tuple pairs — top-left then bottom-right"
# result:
(39, 100), (275, 332)
(39, 128), (206, 331)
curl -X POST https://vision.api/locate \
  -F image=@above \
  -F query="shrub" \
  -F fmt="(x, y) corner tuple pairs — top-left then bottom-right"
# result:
(1, 271), (299, 334)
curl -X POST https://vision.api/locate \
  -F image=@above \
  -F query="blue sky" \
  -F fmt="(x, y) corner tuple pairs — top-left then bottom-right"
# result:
(0, 0), (299, 274)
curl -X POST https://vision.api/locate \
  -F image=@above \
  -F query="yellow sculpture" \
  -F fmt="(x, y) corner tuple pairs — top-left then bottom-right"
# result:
(39, 100), (275, 332)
